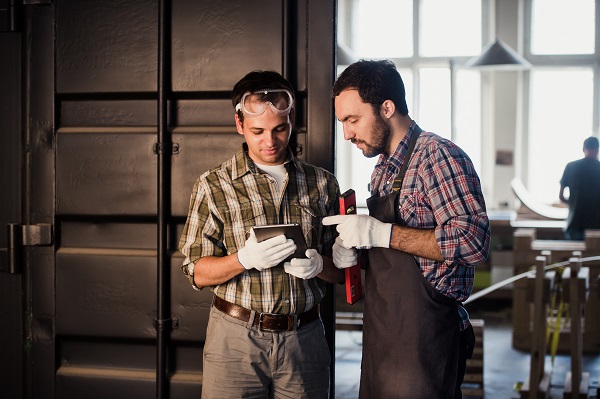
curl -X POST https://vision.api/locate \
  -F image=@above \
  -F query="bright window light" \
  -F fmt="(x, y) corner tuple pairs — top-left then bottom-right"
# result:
(355, 0), (413, 58)
(418, 68), (452, 139)
(420, 0), (482, 56)
(531, 0), (595, 54)
(528, 69), (593, 204)
(455, 70), (482, 174)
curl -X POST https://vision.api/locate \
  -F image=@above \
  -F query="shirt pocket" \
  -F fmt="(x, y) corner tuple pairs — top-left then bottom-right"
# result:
(221, 205), (266, 253)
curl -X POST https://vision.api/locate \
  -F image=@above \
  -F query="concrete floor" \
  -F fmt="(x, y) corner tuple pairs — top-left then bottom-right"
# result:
(334, 304), (600, 399)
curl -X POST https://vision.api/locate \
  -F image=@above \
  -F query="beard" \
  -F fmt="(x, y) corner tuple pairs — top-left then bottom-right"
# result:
(351, 113), (390, 158)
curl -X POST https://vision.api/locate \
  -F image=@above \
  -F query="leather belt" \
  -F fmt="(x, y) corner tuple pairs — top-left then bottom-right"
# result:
(212, 295), (320, 332)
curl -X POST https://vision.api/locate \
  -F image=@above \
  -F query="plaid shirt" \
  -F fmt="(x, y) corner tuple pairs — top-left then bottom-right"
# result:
(371, 123), (490, 330)
(179, 144), (340, 315)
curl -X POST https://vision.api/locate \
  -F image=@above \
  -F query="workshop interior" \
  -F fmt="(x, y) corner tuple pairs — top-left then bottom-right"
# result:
(1, 1), (600, 398)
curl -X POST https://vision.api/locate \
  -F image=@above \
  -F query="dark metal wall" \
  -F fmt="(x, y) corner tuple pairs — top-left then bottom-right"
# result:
(0, 1), (337, 398)
(0, 13), (24, 399)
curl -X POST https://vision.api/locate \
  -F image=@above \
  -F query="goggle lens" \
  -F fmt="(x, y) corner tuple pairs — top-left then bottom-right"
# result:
(235, 89), (293, 117)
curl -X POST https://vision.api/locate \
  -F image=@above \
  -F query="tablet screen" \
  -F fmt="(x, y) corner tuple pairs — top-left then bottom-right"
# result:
(253, 223), (308, 260)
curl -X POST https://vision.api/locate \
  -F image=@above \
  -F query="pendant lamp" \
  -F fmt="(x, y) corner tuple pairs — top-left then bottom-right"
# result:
(464, 38), (531, 70)
(464, 1), (531, 70)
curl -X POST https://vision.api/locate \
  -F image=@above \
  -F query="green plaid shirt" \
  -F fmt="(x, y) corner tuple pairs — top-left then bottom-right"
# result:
(179, 144), (340, 314)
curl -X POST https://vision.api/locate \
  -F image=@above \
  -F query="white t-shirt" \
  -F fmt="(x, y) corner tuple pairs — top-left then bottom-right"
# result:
(255, 163), (287, 192)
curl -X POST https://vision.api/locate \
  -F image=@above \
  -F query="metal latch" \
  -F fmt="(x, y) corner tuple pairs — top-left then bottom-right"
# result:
(0, 223), (53, 274)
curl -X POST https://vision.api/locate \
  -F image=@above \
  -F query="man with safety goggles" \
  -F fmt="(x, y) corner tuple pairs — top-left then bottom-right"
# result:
(235, 88), (294, 119)
(179, 70), (343, 398)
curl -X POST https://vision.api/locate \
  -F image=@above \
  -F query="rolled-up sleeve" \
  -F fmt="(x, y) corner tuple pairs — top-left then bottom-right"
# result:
(178, 177), (223, 289)
(423, 144), (491, 267)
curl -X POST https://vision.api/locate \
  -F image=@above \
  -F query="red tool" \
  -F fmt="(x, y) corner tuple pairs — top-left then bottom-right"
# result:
(339, 189), (363, 304)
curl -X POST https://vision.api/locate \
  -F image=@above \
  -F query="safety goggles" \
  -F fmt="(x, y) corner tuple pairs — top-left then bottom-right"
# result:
(235, 89), (294, 118)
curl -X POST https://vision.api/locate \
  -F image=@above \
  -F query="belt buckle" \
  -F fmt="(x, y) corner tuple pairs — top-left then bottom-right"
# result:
(258, 312), (286, 332)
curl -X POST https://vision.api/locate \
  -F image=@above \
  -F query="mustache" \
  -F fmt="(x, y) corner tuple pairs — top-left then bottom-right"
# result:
(350, 138), (366, 145)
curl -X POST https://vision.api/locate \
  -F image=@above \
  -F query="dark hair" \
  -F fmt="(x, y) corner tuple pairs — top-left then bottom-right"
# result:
(232, 70), (296, 123)
(332, 59), (409, 116)
(583, 136), (599, 150)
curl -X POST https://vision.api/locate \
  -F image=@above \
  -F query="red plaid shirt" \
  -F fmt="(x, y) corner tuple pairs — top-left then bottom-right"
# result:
(370, 123), (490, 330)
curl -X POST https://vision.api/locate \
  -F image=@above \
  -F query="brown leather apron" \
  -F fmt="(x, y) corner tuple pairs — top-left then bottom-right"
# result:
(359, 128), (460, 399)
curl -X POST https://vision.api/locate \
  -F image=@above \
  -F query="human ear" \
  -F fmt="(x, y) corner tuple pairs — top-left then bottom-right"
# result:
(235, 113), (244, 135)
(381, 100), (396, 118)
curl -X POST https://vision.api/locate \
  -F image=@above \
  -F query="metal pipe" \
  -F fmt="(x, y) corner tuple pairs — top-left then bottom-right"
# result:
(22, 4), (34, 397)
(282, 0), (296, 82)
(156, 0), (172, 398)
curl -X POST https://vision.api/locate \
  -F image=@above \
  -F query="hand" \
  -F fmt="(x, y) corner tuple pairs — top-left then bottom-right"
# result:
(237, 228), (297, 271)
(284, 249), (323, 279)
(332, 237), (358, 269)
(322, 214), (392, 249)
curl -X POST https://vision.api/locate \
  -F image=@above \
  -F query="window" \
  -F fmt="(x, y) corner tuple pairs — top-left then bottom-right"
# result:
(354, 0), (413, 58)
(420, 0), (482, 57)
(525, 0), (597, 205)
(336, 0), (483, 207)
(527, 69), (593, 204)
(531, 0), (594, 55)
(337, 0), (600, 211)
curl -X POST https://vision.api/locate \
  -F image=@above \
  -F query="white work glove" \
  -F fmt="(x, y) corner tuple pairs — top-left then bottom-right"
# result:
(322, 214), (392, 249)
(332, 236), (358, 269)
(283, 249), (323, 279)
(237, 228), (297, 271)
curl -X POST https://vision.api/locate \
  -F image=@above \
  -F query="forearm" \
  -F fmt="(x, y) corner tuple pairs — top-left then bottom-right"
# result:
(317, 255), (345, 283)
(559, 185), (568, 204)
(193, 253), (246, 289)
(389, 224), (443, 262)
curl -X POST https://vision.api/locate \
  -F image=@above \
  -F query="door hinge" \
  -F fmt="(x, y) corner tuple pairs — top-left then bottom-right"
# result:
(0, 223), (53, 274)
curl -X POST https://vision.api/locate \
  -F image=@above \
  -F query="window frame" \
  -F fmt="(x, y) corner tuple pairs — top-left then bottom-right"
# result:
(336, 0), (600, 210)
(518, 0), (600, 193)
(335, 0), (491, 207)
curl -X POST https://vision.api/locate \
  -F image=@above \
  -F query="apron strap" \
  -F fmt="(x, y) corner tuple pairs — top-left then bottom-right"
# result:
(392, 124), (422, 191)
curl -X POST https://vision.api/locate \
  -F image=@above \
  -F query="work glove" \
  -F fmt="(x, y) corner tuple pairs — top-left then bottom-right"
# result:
(332, 236), (358, 269)
(237, 228), (297, 271)
(284, 249), (323, 279)
(322, 214), (392, 249)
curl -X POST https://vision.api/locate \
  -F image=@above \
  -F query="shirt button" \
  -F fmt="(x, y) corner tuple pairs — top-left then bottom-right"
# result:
(285, 299), (290, 304)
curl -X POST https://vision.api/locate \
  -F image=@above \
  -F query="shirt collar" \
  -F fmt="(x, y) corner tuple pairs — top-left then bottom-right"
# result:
(231, 143), (302, 180)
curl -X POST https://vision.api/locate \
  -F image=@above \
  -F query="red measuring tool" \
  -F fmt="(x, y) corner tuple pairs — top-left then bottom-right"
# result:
(339, 189), (363, 304)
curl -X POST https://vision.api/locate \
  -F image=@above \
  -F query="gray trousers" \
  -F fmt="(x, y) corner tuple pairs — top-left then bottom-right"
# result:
(201, 306), (330, 399)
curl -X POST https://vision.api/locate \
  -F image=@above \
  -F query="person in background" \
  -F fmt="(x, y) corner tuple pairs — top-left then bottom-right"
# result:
(179, 70), (343, 398)
(559, 136), (600, 240)
(324, 59), (490, 398)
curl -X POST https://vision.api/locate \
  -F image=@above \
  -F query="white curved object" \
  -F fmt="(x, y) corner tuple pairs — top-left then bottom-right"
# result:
(510, 178), (568, 220)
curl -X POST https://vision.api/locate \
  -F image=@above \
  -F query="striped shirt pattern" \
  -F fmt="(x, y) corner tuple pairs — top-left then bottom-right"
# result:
(179, 145), (340, 315)
(371, 123), (490, 330)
